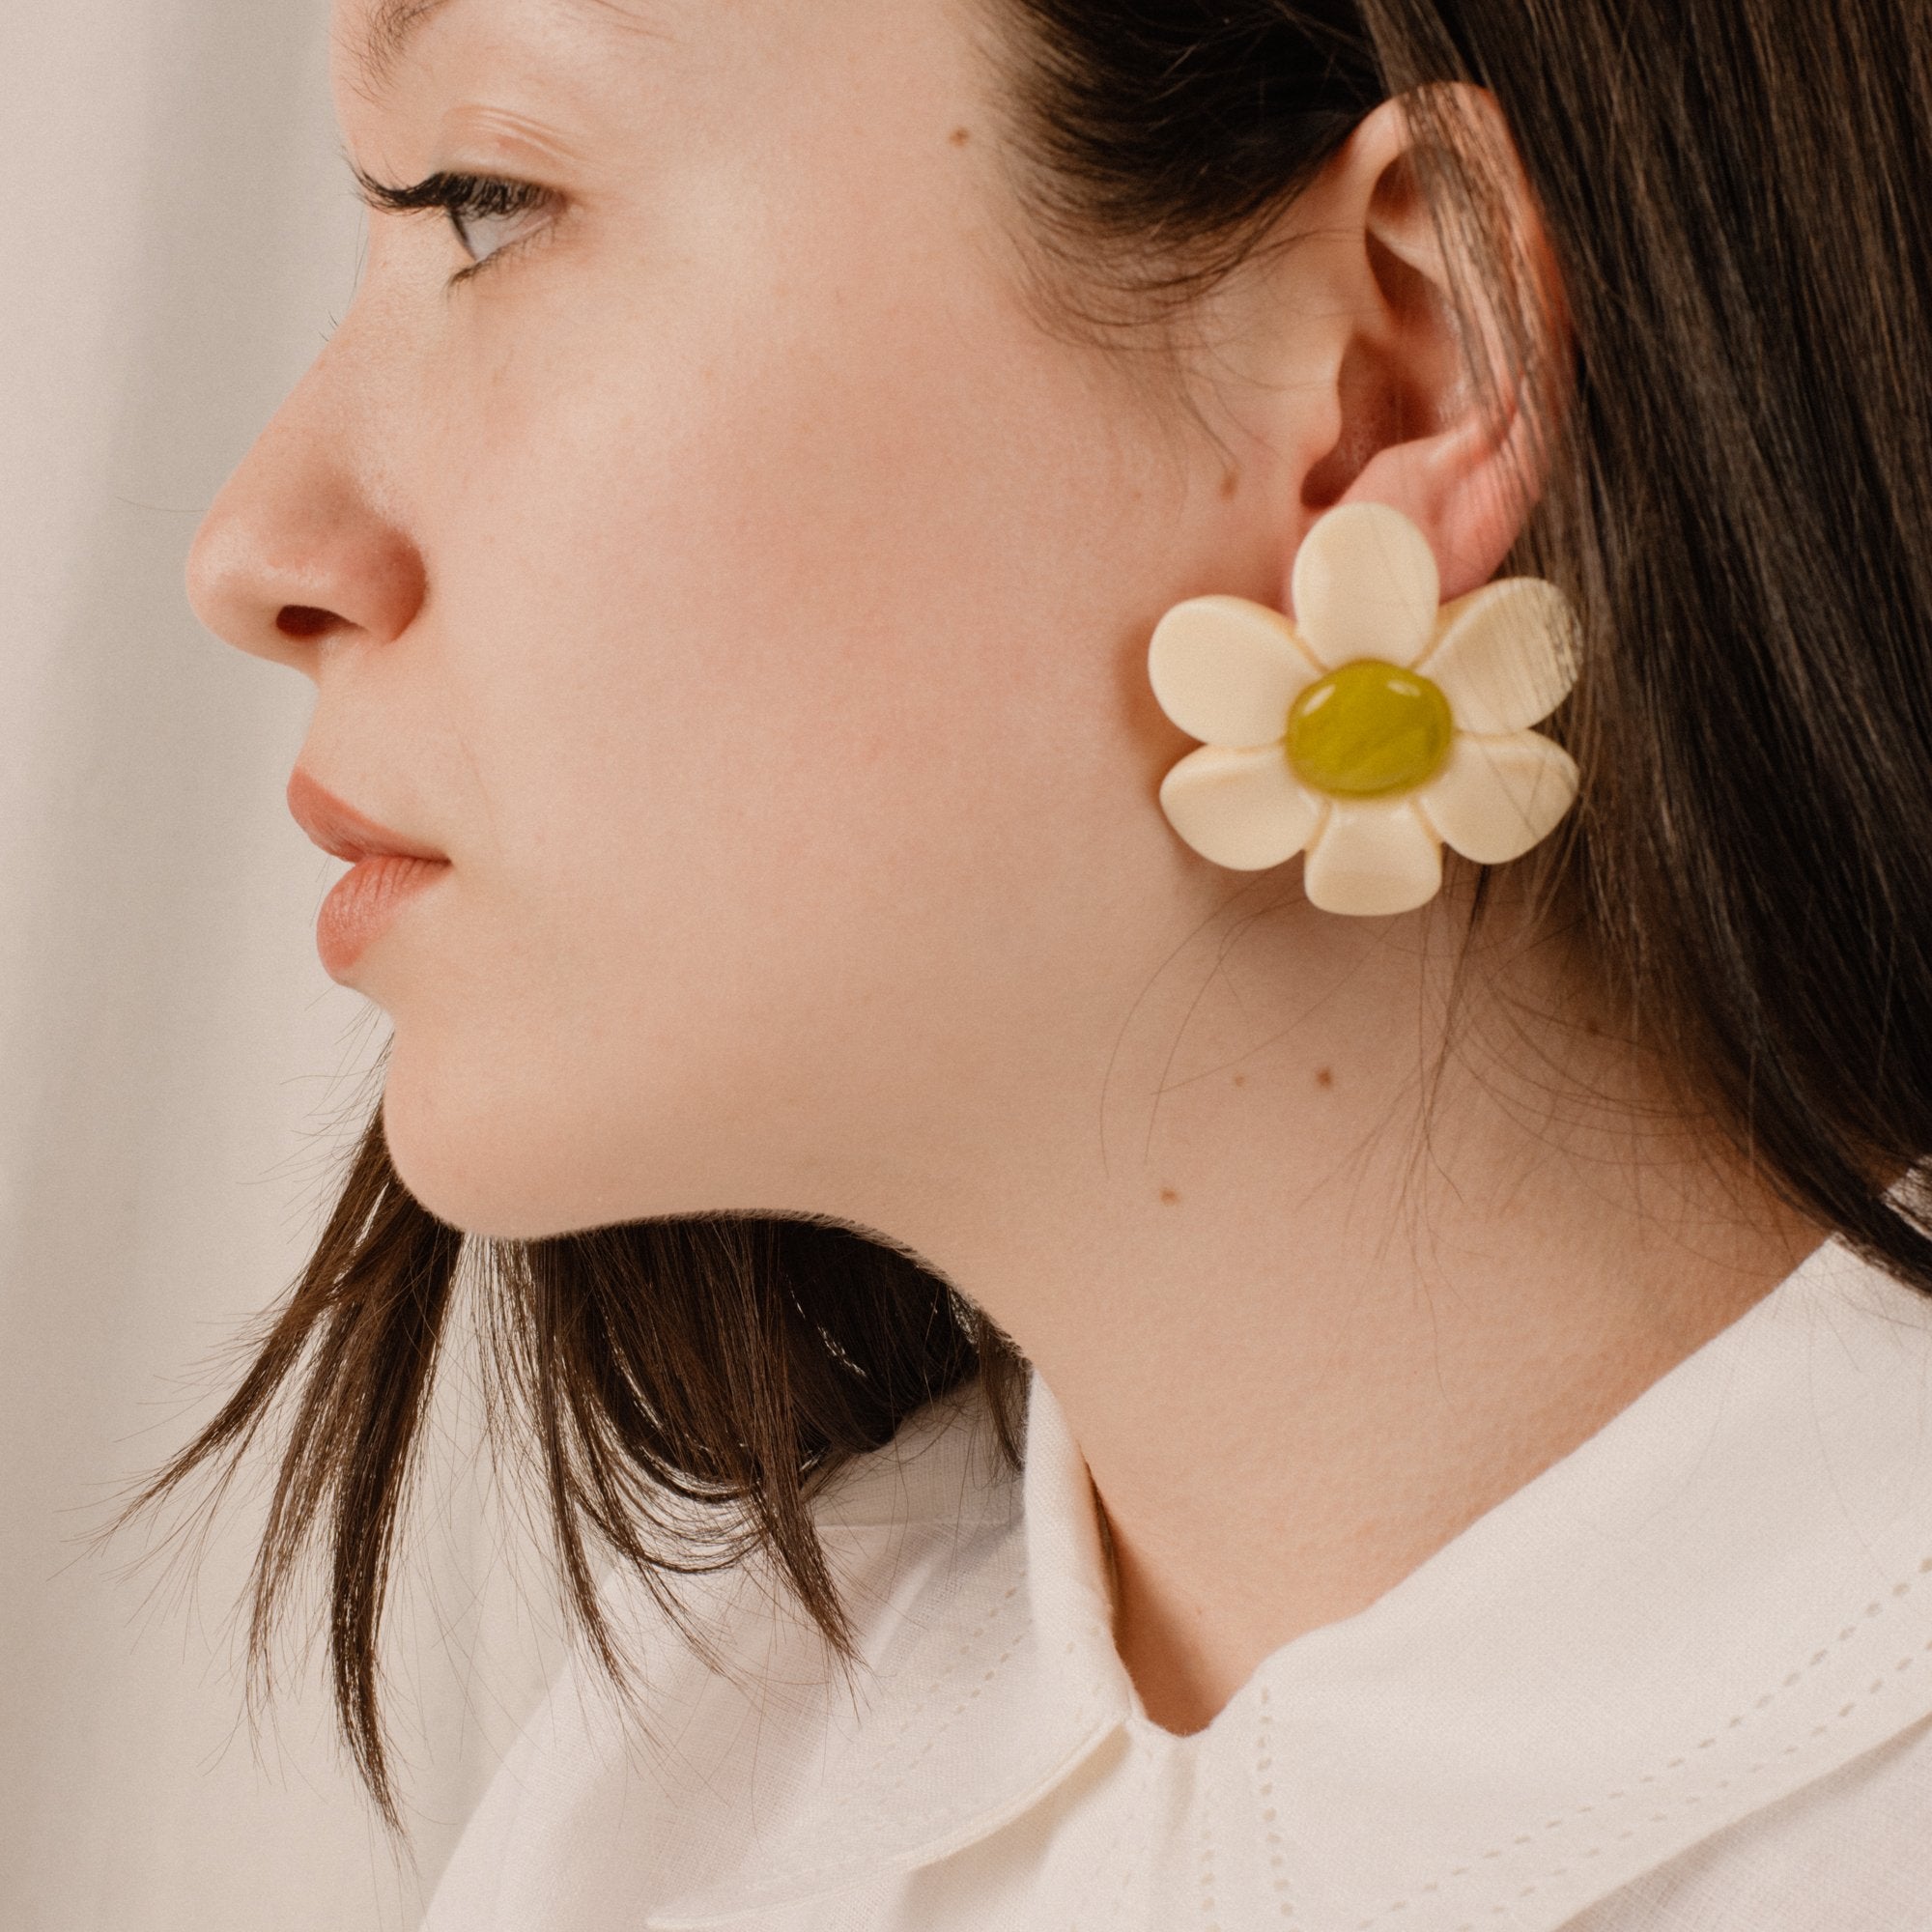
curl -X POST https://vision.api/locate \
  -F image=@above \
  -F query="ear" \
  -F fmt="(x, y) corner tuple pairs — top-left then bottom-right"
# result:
(1264, 86), (1571, 603)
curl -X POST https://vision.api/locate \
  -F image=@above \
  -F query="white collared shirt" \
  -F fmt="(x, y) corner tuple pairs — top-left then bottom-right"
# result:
(426, 1236), (1932, 1930)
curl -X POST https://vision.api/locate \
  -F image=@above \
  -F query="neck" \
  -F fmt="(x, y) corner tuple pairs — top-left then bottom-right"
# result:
(911, 871), (1825, 1735)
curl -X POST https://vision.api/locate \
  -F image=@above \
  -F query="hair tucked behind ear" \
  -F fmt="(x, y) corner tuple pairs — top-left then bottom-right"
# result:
(1365, 0), (1932, 1280)
(999, 0), (1932, 1279)
(137, 0), (1932, 1827)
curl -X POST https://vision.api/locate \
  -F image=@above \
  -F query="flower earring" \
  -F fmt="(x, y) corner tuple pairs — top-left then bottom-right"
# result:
(1148, 502), (1581, 916)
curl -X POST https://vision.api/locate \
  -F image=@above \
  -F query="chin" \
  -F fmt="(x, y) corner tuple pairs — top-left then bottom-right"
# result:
(379, 1118), (564, 1244)
(375, 1047), (635, 1243)
(373, 1029), (774, 1242)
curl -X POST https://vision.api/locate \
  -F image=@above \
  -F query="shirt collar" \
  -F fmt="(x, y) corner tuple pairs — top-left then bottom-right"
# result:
(655, 1235), (1932, 1928)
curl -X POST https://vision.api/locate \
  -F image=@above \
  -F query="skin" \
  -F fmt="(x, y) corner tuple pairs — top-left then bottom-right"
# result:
(187, 0), (1824, 1733)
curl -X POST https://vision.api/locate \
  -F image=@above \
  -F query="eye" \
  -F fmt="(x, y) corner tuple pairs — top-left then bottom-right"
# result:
(352, 165), (557, 280)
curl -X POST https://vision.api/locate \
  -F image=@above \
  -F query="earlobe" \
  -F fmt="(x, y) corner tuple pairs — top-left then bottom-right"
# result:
(1290, 86), (1570, 603)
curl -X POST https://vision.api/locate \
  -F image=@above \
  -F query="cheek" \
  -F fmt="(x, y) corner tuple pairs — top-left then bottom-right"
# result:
(376, 212), (1198, 1232)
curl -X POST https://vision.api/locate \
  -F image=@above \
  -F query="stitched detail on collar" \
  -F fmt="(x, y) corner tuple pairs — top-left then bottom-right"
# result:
(1253, 1689), (1301, 1922)
(1355, 1548), (1932, 1930)
(837, 1579), (1028, 1800)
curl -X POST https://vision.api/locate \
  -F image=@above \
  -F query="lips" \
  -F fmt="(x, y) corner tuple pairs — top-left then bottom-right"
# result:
(288, 766), (451, 978)
(287, 765), (449, 865)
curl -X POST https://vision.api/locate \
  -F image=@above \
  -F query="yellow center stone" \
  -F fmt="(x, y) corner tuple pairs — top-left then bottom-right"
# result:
(1286, 659), (1454, 797)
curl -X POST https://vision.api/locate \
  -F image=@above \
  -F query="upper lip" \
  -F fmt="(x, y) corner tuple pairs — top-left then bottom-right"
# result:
(287, 766), (449, 865)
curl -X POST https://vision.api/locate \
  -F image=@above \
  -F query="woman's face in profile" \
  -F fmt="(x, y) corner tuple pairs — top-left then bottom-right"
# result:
(188, 0), (1284, 1242)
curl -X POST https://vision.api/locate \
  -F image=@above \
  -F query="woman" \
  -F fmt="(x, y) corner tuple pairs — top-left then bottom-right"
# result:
(158, 0), (1932, 1924)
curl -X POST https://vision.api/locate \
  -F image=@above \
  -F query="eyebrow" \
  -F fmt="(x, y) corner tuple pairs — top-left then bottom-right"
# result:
(352, 0), (659, 99)
(353, 0), (461, 98)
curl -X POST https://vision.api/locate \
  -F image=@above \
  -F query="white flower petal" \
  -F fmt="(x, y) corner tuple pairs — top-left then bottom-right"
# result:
(1301, 798), (1443, 916)
(1414, 579), (1579, 732)
(1158, 744), (1323, 870)
(1148, 596), (1321, 748)
(1291, 502), (1440, 669)
(1416, 730), (1579, 864)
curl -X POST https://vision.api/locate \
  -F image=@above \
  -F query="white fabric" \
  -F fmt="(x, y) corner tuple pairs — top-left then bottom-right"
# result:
(426, 1234), (1932, 1931)
(0, 7), (561, 1923)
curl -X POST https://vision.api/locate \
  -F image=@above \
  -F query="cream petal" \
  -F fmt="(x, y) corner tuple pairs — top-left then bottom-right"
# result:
(1290, 502), (1440, 669)
(1416, 729), (1579, 864)
(1300, 798), (1444, 916)
(1148, 596), (1321, 748)
(1158, 744), (1324, 871)
(1414, 579), (1580, 732)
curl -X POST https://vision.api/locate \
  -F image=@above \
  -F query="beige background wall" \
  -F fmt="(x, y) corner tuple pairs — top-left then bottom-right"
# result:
(1, 4), (556, 1924)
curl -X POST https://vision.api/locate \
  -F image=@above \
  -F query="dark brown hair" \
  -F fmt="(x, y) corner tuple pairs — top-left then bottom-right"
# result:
(136, 0), (1932, 1826)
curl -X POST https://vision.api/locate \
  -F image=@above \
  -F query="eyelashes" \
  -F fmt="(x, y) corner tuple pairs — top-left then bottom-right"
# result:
(351, 164), (556, 282)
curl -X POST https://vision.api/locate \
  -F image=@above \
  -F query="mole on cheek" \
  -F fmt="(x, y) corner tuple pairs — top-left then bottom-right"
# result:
(1159, 1186), (1180, 1205)
(950, 126), (972, 147)
(1232, 1074), (1247, 1089)
(1316, 1066), (1335, 1090)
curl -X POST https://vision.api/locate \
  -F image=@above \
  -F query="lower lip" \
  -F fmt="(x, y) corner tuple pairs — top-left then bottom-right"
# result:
(317, 854), (451, 978)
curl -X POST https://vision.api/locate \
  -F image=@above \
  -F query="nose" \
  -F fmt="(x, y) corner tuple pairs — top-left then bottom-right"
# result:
(185, 352), (427, 675)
